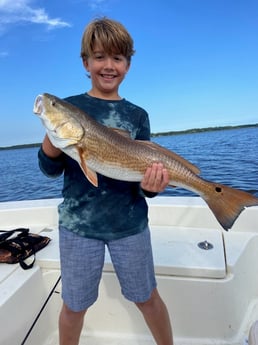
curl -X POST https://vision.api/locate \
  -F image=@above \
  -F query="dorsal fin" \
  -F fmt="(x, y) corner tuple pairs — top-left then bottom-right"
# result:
(137, 140), (200, 175)
(110, 128), (131, 138)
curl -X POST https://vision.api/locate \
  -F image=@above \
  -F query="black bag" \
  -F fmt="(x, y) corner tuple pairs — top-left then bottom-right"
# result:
(0, 228), (51, 270)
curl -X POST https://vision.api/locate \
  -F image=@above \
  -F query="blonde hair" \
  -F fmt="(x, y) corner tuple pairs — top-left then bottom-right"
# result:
(80, 17), (135, 62)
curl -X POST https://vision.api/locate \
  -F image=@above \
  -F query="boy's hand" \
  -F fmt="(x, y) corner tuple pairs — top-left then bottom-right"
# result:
(140, 162), (169, 193)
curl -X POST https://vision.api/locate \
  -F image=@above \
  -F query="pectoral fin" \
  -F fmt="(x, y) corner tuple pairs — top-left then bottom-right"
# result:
(77, 147), (98, 187)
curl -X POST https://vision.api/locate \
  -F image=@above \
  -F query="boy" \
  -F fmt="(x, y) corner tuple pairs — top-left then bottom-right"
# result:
(38, 17), (173, 345)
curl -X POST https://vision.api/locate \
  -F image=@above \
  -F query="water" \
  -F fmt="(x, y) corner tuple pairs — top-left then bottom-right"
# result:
(153, 126), (258, 197)
(0, 127), (257, 202)
(0, 147), (63, 201)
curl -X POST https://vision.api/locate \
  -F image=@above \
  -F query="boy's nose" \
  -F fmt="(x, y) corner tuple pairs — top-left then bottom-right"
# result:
(104, 57), (114, 69)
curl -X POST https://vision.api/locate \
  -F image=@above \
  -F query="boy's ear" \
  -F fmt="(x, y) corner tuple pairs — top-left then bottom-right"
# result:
(125, 62), (131, 74)
(82, 59), (89, 71)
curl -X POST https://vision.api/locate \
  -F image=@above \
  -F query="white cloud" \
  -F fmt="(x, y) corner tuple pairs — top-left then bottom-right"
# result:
(0, 0), (71, 32)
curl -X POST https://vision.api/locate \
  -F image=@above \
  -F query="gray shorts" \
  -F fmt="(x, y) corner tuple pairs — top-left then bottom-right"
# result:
(59, 226), (157, 312)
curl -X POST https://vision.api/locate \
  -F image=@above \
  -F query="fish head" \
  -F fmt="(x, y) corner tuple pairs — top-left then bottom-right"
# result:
(33, 93), (84, 149)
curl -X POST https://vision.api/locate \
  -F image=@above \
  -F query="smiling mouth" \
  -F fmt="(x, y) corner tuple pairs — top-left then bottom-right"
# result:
(101, 74), (116, 79)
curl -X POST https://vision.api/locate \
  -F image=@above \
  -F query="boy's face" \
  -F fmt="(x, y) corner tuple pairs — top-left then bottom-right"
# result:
(83, 44), (130, 99)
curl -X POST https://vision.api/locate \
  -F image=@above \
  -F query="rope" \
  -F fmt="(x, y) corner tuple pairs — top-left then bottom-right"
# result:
(21, 275), (61, 345)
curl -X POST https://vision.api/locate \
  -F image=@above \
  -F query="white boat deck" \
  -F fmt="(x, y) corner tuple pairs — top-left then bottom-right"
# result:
(34, 224), (226, 279)
(1, 197), (258, 345)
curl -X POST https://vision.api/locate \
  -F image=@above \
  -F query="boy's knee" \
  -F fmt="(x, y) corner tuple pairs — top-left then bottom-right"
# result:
(61, 303), (87, 323)
(135, 288), (161, 312)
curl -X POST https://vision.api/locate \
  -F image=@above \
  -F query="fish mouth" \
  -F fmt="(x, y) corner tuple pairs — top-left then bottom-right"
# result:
(33, 94), (43, 115)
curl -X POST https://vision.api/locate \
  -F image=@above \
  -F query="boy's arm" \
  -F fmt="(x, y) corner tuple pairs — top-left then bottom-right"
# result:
(42, 135), (62, 158)
(38, 135), (65, 178)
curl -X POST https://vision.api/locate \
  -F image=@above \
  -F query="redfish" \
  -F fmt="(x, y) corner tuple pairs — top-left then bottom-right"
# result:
(33, 93), (258, 230)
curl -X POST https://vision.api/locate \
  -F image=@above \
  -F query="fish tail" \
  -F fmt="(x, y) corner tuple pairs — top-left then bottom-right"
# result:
(202, 183), (258, 230)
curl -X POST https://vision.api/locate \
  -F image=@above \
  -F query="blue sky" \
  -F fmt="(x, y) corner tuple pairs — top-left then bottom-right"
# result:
(0, 0), (257, 146)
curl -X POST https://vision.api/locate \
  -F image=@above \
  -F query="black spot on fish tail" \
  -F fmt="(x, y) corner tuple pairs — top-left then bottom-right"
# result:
(215, 186), (222, 193)
(203, 183), (258, 231)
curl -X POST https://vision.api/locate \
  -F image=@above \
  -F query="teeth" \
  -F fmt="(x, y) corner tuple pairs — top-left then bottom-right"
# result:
(102, 74), (114, 78)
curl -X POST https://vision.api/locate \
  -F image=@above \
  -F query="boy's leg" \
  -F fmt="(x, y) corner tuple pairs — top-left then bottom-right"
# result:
(58, 227), (105, 345)
(136, 288), (173, 345)
(108, 227), (173, 345)
(59, 303), (87, 345)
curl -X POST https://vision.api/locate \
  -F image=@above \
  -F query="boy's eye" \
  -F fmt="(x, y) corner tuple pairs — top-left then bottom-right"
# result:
(114, 56), (123, 61)
(95, 54), (104, 60)
(93, 53), (125, 62)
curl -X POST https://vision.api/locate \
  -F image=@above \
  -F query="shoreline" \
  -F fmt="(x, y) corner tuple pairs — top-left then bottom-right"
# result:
(1, 123), (257, 151)
(151, 123), (258, 137)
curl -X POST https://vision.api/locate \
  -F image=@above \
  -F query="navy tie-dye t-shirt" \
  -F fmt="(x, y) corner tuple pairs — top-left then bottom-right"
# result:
(38, 93), (153, 240)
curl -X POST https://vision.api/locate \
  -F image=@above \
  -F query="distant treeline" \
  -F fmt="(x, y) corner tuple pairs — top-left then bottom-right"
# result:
(1, 123), (257, 150)
(0, 143), (41, 151)
(151, 123), (258, 137)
